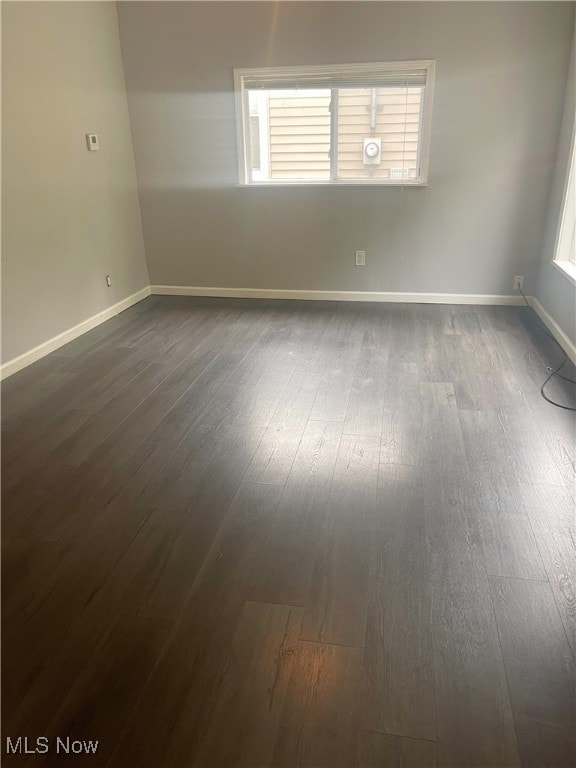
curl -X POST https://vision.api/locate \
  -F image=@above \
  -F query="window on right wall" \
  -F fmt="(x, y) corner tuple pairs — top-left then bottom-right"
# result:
(553, 122), (576, 283)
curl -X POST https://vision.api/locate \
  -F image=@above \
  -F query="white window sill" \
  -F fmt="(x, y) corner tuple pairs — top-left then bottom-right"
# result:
(236, 181), (428, 188)
(552, 259), (576, 287)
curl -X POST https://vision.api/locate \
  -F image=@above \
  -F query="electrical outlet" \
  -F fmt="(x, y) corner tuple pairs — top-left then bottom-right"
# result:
(355, 250), (366, 267)
(513, 275), (524, 291)
(106, 275), (112, 287)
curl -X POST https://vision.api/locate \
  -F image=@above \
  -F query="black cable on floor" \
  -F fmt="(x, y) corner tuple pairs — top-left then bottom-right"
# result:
(518, 285), (576, 411)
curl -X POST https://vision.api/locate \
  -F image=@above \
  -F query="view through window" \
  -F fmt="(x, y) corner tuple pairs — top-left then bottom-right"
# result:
(235, 61), (435, 186)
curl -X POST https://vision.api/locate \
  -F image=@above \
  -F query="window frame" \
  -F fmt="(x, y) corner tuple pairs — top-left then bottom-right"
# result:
(234, 60), (436, 187)
(552, 119), (576, 286)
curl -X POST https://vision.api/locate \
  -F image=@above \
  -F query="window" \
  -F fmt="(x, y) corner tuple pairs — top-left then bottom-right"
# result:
(234, 60), (435, 186)
(553, 121), (576, 284)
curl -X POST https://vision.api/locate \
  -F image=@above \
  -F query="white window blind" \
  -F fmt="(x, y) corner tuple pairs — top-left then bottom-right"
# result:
(240, 67), (428, 90)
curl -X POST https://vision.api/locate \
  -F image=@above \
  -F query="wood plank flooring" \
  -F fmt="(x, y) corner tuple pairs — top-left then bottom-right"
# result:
(2, 296), (575, 767)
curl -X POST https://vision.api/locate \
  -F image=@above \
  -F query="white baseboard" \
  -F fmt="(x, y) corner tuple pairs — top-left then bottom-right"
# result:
(151, 284), (526, 306)
(529, 296), (576, 366)
(1, 286), (151, 380)
(6, 285), (560, 381)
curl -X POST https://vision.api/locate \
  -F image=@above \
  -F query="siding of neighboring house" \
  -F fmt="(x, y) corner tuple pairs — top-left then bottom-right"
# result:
(269, 91), (331, 180)
(267, 87), (421, 181)
(338, 87), (421, 180)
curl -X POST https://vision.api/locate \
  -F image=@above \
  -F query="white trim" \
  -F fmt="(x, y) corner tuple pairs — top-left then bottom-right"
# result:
(1, 286), (151, 380)
(235, 180), (429, 188)
(552, 258), (576, 287)
(418, 60), (435, 185)
(151, 284), (525, 306)
(234, 67), (250, 187)
(553, 117), (576, 267)
(529, 296), (576, 366)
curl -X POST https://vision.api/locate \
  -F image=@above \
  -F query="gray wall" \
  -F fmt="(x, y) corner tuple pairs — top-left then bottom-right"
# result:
(534, 24), (576, 347)
(117, 1), (574, 296)
(1, 1), (149, 364)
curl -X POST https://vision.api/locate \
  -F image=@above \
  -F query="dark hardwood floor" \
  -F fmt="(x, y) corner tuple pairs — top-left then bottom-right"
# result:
(2, 296), (575, 768)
